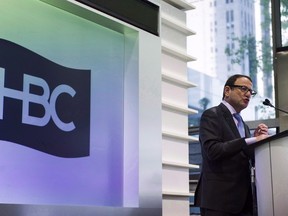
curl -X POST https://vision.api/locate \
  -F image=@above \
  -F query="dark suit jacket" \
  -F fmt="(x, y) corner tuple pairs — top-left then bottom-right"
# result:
(194, 103), (253, 214)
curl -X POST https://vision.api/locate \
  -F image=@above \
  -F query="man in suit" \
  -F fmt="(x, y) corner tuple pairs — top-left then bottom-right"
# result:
(194, 74), (269, 216)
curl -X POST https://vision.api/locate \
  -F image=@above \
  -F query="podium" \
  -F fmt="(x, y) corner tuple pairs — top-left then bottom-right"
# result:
(253, 130), (288, 216)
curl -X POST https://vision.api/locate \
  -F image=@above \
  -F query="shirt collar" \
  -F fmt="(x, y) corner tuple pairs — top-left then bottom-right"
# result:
(221, 100), (238, 115)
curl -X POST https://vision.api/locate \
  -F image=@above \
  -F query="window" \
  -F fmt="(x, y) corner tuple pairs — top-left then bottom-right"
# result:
(274, 0), (288, 50)
(226, 11), (230, 23)
(187, 1), (276, 212)
(230, 10), (234, 22)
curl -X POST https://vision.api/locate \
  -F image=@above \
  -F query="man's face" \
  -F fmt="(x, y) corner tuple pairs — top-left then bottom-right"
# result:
(224, 77), (254, 113)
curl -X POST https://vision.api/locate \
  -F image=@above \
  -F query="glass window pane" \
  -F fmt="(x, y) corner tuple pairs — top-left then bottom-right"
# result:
(187, 0), (275, 127)
(280, 0), (288, 46)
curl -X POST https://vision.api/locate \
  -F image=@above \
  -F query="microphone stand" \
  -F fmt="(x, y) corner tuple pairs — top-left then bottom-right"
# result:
(270, 106), (288, 115)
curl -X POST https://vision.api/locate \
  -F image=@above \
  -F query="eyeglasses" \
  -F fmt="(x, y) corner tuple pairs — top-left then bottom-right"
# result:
(229, 85), (257, 96)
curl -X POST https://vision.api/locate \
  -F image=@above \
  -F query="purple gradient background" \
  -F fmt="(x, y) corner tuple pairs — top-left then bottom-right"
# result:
(0, 5), (127, 206)
(0, 60), (125, 206)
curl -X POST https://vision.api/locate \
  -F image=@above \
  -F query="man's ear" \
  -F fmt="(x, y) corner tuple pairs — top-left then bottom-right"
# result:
(224, 86), (230, 98)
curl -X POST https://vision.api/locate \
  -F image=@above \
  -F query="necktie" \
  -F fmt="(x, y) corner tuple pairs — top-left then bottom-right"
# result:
(233, 113), (245, 138)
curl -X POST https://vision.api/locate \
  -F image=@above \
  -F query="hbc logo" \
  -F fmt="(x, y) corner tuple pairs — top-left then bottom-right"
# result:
(0, 70), (76, 131)
(0, 39), (91, 158)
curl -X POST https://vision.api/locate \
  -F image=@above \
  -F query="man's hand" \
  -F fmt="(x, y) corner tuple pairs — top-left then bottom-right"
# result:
(254, 123), (269, 141)
(255, 134), (269, 142)
(254, 123), (268, 136)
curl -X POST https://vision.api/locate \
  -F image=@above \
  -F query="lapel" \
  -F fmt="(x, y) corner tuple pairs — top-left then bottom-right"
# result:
(244, 123), (251, 138)
(218, 103), (241, 138)
(218, 103), (253, 159)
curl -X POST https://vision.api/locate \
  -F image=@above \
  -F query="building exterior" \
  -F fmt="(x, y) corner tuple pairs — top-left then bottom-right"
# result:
(186, 0), (271, 122)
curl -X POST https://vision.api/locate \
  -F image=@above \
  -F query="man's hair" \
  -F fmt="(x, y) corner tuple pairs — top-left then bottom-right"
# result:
(222, 74), (253, 99)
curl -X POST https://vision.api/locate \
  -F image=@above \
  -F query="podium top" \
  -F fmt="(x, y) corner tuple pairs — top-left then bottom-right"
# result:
(251, 130), (288, 149)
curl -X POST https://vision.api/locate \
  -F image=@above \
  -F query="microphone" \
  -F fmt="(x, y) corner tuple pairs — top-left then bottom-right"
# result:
(262, 98), (288, 114)
(263, 98), (272, 107)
